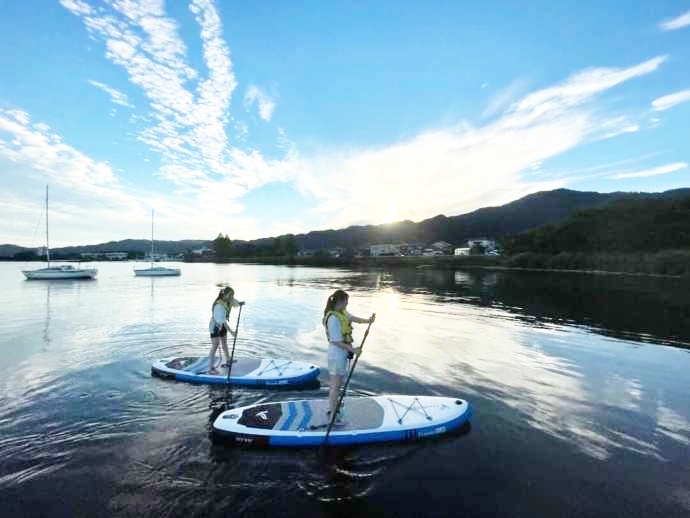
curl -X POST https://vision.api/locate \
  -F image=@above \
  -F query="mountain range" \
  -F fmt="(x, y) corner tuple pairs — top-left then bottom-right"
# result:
(2, 187), (689, 258)
(255, 187), (690, 251)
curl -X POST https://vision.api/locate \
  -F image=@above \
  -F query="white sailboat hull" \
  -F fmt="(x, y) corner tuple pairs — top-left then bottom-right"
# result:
(135, 209), (181, 277)
(23, 266), (98, 280)
(22, 186), (98, 281)
(134, 266), (180, 276)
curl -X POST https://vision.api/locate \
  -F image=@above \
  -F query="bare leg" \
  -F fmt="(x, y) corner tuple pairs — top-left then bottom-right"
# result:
(220, 335), (230, 365)
(328, 374), (343, 416)
(208, 337), (220, 373)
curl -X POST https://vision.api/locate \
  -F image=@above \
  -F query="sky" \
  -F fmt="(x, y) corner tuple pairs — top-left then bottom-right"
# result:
(0, 0), (689, 247)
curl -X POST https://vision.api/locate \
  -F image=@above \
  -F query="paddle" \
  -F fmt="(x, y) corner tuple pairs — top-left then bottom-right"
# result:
(323, 313), (376, 445)
(226, 301), (245, 383)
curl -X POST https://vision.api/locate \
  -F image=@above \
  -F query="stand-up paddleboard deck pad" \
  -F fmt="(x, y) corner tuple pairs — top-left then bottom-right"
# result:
(212, 395), (472, 446)
(151, 356), (320, 386)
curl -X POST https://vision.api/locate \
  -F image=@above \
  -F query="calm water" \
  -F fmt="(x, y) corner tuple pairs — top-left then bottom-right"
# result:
(1, 262), (689, 517)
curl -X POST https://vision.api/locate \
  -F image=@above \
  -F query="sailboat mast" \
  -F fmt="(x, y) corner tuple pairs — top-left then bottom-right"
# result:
(46, 185), (50, 266)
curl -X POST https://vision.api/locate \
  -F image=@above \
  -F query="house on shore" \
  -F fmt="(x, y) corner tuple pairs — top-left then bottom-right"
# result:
(80, 252), (129, 260)
(455, 238), (498, 256)
(370, 244), (403, 257)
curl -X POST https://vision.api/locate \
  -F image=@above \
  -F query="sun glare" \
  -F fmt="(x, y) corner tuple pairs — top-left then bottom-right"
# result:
(384, 203), (398, 224)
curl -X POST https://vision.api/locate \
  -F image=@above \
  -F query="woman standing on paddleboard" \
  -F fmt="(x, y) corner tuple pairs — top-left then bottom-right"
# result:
(208, 286), (240, 374)
(323, 289), (375, 423)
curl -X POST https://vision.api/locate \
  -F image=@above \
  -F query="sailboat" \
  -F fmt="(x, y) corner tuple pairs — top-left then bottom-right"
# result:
(22, 186), (98, 280)
(134, 210), (181, 277)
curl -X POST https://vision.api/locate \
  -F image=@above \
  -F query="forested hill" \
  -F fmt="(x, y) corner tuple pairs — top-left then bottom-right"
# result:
(504, 194), (690, 254)
(4, 187), (689, 258)
(55, 239), (207, 256)
(264, 188), (690, 251)
(0, 239), (207, 258)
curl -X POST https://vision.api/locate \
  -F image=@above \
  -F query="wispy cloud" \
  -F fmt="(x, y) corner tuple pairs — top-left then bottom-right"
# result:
(482, 78), (529, 119)
(610, 162), (688, 179)
(88, 79), (134, 108)
(0, 109), (118, 188)
(651, 90), (690, 111)
(244, 85), (277, 122)
(659, 10), (690, 31)
(7, 2), (676, 243)
(0, 107), (268, 246)
(60, 0), (290, 201)
(295, 56), (668, 230)
(597, 116), (640, 140)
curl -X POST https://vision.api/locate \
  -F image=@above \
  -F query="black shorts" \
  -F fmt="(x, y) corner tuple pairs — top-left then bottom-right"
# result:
(210, 325), (227, 338)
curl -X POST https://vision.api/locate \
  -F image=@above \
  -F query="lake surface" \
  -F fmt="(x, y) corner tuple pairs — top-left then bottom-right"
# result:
(1, 261), (689, 517)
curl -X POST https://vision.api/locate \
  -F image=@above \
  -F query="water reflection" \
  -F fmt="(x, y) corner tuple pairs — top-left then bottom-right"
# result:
(42, 285), (51, 351)
(2, 263), (690, 517)
(293, 268), (690, 465)
(320, 268), (690, 349)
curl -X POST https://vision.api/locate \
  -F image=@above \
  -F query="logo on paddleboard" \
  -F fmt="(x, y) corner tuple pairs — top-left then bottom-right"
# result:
(256, 410), (269, 421)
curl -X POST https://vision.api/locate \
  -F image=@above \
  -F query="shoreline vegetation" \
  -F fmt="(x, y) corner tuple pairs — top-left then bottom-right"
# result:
(7, 189), (690, 278)
(184, 250), (690, 278)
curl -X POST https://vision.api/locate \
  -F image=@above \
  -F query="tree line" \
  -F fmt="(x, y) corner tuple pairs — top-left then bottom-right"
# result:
(503, 196), (690, 254)
(212, 234), (299, 259)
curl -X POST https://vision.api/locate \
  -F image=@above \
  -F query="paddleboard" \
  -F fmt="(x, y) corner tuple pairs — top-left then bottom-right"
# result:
(212, 395), (471, 446)
(151, 356), (320, 386)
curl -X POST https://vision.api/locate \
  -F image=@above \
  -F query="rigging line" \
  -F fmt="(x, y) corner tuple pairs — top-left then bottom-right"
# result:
(256, 359), (292, 376)
(388, 397), (433, 424)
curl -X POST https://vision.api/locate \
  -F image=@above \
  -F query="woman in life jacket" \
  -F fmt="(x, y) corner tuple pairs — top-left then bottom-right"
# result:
(208, 286), (239, 374)
(323, 289), (375, 423)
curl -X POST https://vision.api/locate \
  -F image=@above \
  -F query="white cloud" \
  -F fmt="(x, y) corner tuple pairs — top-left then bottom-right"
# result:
(244, 85), (277, 122)
(610, 162), (688, 179)
(10, 2), (676, 243)
(648, 116), (662, 129)
(482, 78), (529, 119)
(60, 0), (290, 202)
(0, 109), (118, 188)
(659, 10), (690, 31)
(0, 107), (273, 246)
(514, 56), (666, 115)
(598, 116), (640, 139)
(651, 89), (690, 111)
(59, 0), (92, 16)
(294, 56), (668, 230)
(88, 79), (134, 107)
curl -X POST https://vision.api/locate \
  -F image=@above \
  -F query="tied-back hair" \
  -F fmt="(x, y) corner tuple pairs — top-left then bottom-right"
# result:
(323, 289), (348, 323)
(213, 286), (234, 309)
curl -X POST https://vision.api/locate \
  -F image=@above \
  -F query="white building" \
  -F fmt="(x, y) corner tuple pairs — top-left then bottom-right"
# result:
(454, 247), (471, 256)
(467, 238), (496, 251)
(192, 246), (212, 255)
(370, 244), (402, 257)
(80, 251), (128, 260)
(428, 241), (453, 254)
(103, 252), (128, 260)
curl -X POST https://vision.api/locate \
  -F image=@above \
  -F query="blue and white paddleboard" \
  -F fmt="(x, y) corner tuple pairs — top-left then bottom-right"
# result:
(212, 395), (472, 446)
(151, 356), (320, 386)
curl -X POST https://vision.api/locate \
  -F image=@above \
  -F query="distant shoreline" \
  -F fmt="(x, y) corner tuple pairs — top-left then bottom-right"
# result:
(6, 250), (688, 278)
(184, 252), (690, 278)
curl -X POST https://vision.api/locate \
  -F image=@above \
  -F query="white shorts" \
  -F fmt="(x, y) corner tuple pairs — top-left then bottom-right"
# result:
(328, 355), (349, 376)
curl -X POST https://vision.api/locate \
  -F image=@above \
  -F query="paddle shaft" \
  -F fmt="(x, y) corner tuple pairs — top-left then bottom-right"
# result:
(324, 313), (375, 442)
(226, 302), (244, 382)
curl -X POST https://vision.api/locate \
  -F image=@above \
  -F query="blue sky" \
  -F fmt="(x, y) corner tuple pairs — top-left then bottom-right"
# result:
(0, 0), (689, 247)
